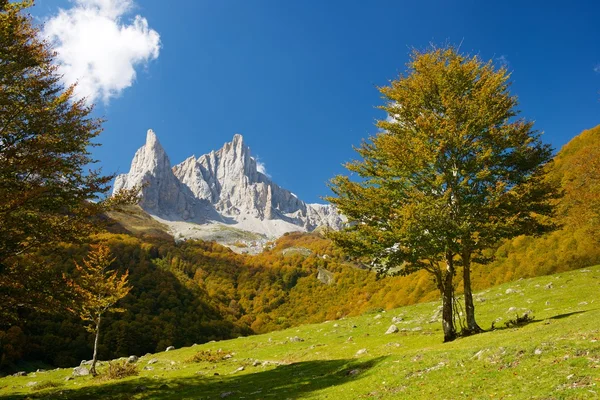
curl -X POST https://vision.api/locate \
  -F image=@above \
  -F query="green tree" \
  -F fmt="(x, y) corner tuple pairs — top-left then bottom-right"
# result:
(327, 47), (557, 341)
(0, 1), (137, 322)
(66, 244), (131, 376)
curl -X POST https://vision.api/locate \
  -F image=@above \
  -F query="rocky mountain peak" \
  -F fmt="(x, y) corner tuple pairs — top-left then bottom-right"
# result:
(113, 129), (344, 240)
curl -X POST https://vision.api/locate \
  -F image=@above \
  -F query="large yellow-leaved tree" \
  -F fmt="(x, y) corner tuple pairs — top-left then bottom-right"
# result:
(328, 47), (558, 342)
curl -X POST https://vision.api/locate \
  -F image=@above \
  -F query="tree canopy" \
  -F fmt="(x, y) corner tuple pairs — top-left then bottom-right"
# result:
(66, 244), (131, 375)
(327, 47), (558, 341)
(0, 0), (111, 265)
(0, 1), (137, 322)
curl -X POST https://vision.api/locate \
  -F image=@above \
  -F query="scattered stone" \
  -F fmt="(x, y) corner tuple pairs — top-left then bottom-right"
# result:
(429, 306), (443, 323)
(36, 369), (46, 373)
(352, 325), (357, 329)
(545, 301), (550, 306)
(507, 307), (517, 313)
(505, 288), (517, 294)
(412, 327), (423, 332)
(72, 366), (90, 377)
(233, 366), (244, 373)
(289, 336), (304, 342)
(545, 282), (553, 289)
(147, 358), (158, 365)
(165, 346), (175, 352)
(472, 349), (488, 360)
(392, 316), (403, 323)
(385, 325), (399, 334)
(143, 366), (154, 371)
(534, 349), (542, 355)
(222, 354), (233, 360)
(127, 355), (139, 363)
(65, 376), (73, 382)
(317, 268), (335, 285)
(220, 392), (234, 398)
(567, 374), (574, 380)
(356, 348), (368, 356)
(13, 371), (26, 377)
(347, 336), (353, 342)
(252, 361), (261, 367)
(333, 324), (339, 328)
(373, 314), (382, 320)
(347, 369), (360, 375)
(579, 301), (588, 306)
(25, 381), (38, 387)
(170, 361), (176, 366)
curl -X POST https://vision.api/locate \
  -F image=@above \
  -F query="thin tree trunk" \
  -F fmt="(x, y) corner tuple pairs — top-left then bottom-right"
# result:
(462, 250), (483, 334)
(89, 315), (101, 376)
(437, 252), (456, 342)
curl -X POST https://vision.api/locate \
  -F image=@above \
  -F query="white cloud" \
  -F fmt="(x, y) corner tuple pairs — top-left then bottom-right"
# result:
(42, 0), (161, 105)
(254, 157), (270, 178)
(594, 64), (600, 74)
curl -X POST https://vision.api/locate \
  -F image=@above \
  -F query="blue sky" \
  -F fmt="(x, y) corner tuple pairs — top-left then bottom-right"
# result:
(34, 0), (599, 203)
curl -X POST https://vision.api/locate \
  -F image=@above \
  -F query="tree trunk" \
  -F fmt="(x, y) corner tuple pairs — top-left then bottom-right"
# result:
(462, 251), (483, 334)
(437, 253), (456, 342)
(89, 315), (101, 376)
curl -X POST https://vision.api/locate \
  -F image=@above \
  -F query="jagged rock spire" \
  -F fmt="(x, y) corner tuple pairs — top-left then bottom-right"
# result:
(114, 130), (344, 236)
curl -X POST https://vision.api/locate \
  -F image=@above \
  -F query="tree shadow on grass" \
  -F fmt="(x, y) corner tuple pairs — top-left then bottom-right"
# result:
(1, 357), (387, 400)
(489, 309), (594, 333)
(548, 309), (592, 320)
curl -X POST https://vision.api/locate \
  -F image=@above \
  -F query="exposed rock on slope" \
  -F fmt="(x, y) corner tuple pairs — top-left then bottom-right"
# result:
(113, 130), (344, 242)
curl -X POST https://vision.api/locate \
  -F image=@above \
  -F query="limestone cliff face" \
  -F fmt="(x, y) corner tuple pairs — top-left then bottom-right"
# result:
(113, 130), (198, 220)
(113, 130), (344, 237)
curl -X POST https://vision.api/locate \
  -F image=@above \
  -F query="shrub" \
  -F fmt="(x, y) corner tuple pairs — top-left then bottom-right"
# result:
(504, 312), (535, 328)
(186, 350), (232, 363)
(101, 360), (139, 380)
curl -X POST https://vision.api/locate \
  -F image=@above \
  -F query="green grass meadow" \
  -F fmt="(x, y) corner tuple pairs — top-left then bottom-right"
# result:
(1, 265), (599, 399)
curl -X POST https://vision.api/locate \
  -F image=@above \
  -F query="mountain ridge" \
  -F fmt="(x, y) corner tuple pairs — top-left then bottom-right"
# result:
(113, 130), (344, 247)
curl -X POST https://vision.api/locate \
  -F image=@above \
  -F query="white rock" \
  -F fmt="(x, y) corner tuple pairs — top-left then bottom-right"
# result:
(72, 366), (89, 377)
(355, 348), (368, 356)
(385, 325), (399, 334)
(113, 130), (345, 243)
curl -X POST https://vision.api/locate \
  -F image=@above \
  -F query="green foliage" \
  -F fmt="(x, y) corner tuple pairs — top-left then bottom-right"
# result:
(327, 46), (558, 339)
(0, 0), (138, 325)
(0, 1), (110, 266)
(328, 46), (556, 275)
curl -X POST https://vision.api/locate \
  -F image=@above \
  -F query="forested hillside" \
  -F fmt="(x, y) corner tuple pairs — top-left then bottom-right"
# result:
(1, 125), (599, 374)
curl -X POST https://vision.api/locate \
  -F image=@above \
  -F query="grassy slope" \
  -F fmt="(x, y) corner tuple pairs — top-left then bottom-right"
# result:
(1, 266), (598, 400)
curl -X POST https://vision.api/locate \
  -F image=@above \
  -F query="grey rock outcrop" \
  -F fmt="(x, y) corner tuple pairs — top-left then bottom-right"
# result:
(72, 366), (89, 377)
(113, 130), (199, 220)
(113, 130), (344, 238)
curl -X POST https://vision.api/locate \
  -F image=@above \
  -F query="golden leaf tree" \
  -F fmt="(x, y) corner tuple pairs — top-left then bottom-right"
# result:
(328, 47), (558, 341)
(0, 1), (139, 323)
(67, 244), (131, 376)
